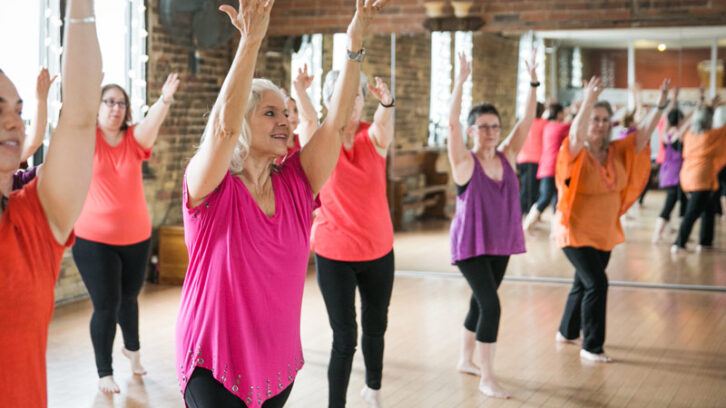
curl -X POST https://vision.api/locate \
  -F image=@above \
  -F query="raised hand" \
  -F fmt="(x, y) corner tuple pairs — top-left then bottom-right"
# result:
(525, 48), (538, 83)
(36, 68), (58, 101)
(655, 78), (671, 107)
(583, 76), (604, 101)
(367, 76), (392, 105)
(161, 73), (180, 104)
(347, 0), (390, 44)
(293, 64), (314, 91)
(219, 0), (275, 42)
(456, 52), (471, 84)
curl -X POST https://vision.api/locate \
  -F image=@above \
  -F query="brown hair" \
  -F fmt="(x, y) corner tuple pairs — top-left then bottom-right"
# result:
(100, 84), (132, 130)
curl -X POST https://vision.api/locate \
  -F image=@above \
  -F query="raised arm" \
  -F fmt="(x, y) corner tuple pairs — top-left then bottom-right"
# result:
(568, 76), (604, 156)
(21, 68), (57, 162)
(37, 0), (103, 244)
(186, 0), (272, 206)
(300, 0), (389, 195)
(447, 52), (474, 185)
(367, 76), (394, 155)
(292, 64), (319, 146)
(636, 78), (670, 153)
(499, 48), (538, 164)
(134, 73), (180, 149)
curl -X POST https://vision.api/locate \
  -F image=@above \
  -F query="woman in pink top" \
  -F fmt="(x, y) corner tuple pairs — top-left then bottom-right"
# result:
(516, 102), (546, 214)
(523, 103), (570, 232)
(176, 1), (389, 407)
(71, 73), (179, 392)
(303, 65), (395, 408)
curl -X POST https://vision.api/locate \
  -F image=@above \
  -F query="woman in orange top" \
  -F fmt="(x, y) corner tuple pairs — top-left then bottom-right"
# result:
(71, 75), (179, 393)
(672, 97), (726, 252)
(554, 76), (669, 362)
(0, 0), (102, 406)
(304, 69), (395, 407)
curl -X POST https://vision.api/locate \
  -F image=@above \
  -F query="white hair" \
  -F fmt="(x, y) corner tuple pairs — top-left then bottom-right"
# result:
(200, 78), (284, 174)
(322, 70), (368, 109)
(691, 105), (714, 135)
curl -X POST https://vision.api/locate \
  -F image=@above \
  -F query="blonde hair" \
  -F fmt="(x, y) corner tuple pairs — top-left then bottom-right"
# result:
(201, 78), (285, 174)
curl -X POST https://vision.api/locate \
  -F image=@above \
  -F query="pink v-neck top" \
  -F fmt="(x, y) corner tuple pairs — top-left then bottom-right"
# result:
(176, 152), (318, 407)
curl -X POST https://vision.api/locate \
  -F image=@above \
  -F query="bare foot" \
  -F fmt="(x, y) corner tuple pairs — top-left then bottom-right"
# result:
(98, 376), (120, 393)
(456, 360), (480, 376)
(580, 349), (613, 363)
(478, 378), (511, 399)
(360, 386), (383, 408)
(122, 348), (147, 375)
(555, 331), (581, 345)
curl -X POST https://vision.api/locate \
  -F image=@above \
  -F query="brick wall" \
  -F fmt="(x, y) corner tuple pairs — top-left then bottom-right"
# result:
(267, 0), (726, 36)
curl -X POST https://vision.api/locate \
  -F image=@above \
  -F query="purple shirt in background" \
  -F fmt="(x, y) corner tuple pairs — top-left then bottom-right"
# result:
(659, 131), (683, 188)
(450, 151), (526, 264)
(12, 166), (39, 191)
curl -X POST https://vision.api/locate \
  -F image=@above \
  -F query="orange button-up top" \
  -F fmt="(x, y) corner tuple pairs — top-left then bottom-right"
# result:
(554, 133), (651, 251)
(679, 126), (726, 192)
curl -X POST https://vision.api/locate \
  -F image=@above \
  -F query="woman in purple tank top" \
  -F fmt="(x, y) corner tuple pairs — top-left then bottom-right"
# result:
(652, 88), (696, 243)
(447, 52), (539, 399)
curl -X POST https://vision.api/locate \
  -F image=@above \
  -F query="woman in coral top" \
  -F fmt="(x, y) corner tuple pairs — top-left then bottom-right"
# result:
(71, 70), (179, 392)
(448, 51), (538, 399)
(672, 95), (726, 252)
(176, 1), (388, 407)
(515, 102), (546, 213)
(0, 0), (102, 406)
(553, 77), (669, 363)
(306, 66), (395, 408)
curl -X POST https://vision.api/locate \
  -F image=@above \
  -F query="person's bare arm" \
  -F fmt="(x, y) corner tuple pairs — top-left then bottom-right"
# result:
(134, 73), (180, 149)
(447, 52), (474, 186)
(367, 76), (394, 156)
(636, 78), (670, 153)
(186, 0), (273, 207)
(568, 76), (604, 156)
(21, 68), (57, 162)
(499, 48), (539, 166)
(293, 64), (319, 146)
(37, 0), (103, 244)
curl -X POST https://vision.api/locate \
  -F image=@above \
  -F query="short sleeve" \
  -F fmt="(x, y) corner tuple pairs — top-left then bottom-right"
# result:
(277, 151), (320, 212)
(127, 126), (152, 161)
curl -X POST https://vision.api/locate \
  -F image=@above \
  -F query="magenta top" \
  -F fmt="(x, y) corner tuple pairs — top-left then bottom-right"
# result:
(450, 151), (526, 263)
(537, 121), (571, 179)
(176, 152), (318, 407)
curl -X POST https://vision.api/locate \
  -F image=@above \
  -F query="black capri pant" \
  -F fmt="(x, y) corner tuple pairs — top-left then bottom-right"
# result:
(535, 177), (558, 213)
(456, 255), (510, 343)
(184, 367), (293, 408)
(658, 185), (688, 221)
(71, 237), (150, 377)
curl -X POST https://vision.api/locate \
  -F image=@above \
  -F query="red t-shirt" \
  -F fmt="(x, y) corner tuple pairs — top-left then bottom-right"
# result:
(0, 179), (74, 407)
(311, 122), (393, 261)
(74, 126), (152, 245)
(516, 118), (547, 164)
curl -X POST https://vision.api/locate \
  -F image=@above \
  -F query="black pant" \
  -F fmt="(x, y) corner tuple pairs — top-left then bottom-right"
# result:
(456, 255), (510, 343)
(658, 185), (688, 221)
(674, 190), (719, 248)
(518, 162), (539, 214)
(535, 176), (557, 213)
(184, 367), (293, 408)
(315, 250), (395, 408)
(72, 237), (151, 377)
(559, 247), (611, 354)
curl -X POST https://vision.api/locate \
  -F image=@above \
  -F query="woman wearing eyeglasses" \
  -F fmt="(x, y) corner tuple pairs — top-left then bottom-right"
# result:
(447, 51), (539, 399)
(71, 74), (179, 393)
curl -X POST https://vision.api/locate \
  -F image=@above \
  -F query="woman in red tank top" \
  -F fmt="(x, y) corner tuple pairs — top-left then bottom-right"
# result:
(301, 67), (395, 407)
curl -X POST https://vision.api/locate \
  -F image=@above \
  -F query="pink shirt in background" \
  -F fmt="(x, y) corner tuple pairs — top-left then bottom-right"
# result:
(537, 121), (571, 179)
(176, 152), (318, 407)
(74, 126), (152, 245)
(516, 117), (548, 164)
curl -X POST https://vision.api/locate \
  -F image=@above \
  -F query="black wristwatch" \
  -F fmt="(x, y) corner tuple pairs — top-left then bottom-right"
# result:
(347, 48), (366, 63)
(530, 81), (540, 88)
(380, 98), (395, 108)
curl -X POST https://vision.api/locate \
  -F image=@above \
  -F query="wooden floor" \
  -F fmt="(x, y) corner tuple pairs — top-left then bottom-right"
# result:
(47, 190), (726, 407)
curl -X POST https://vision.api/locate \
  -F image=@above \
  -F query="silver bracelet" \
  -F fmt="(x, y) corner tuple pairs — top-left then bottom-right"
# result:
(66, 16), (95, 24)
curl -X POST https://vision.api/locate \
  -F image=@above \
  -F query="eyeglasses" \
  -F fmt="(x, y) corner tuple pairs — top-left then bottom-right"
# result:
(101, 99), (127, 109)
(471, 124), (501, 132)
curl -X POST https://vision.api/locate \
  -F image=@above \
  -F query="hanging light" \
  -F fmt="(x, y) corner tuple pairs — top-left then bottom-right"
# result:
(658, 43), (667, 52)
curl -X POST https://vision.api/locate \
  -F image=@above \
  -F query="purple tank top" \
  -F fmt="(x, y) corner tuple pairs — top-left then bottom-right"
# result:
(659, 131), (682, 188)
(450, 151), (526, 264)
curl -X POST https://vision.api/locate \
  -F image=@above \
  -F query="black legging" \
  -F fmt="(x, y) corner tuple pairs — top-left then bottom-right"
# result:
(71, 237), (150, 377)
(674, 190), (719, 248)
(456, 255), (510, 343)
(658, 185), (688, 221)
(184, 367), (293, 408)
(535, 176), (557, 213)
(315, 250), (395, 408)
(517, 162), (539, 214)
(559, 246), (611, 354)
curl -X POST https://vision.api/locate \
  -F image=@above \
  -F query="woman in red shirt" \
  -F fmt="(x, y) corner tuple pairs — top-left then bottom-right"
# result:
(71, 75), (179, 393)
(0, 0), (102, 406)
